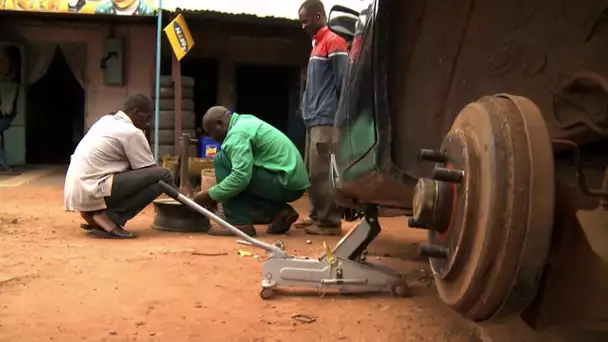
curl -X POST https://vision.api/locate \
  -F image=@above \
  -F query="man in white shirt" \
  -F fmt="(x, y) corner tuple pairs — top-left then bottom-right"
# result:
(64, 93), (172, 239)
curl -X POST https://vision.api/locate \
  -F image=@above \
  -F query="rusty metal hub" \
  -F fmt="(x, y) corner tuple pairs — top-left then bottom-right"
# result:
(152, 198), (211, 233)
(410, 94), (555, 322)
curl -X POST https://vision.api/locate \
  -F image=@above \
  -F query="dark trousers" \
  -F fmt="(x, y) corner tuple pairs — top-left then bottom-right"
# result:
(214, 151), (304, 226)
(305, 125), (342, 227)
(104, 166), (173, 226)
(0, 117), (11, 169)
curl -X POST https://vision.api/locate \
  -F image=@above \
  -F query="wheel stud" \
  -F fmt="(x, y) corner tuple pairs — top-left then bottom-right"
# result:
(408, 217), (430, 229)
(432, 167), (464, 183)
(419, 149), (448, 163)
(419, 244), (449, 259)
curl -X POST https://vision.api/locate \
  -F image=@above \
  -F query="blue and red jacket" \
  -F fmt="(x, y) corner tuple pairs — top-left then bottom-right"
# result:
(300, 26), (349, 127)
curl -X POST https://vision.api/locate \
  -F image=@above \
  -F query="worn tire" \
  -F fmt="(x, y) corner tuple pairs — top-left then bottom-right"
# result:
(157, 144), (197, 158)
(159, 75), (195, 88)
(156, 86), (194, 99)
(156, 110), (196, 129)
(158, 98), (195, 111)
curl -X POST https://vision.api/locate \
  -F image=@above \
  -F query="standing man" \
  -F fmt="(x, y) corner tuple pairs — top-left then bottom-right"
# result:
(193, 106), (309, 237)
(64, 93), (172, 239)
(296, 0), (349, 236)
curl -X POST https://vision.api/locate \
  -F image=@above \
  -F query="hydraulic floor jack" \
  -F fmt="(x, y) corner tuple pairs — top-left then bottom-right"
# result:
(158, 181), (410, 299)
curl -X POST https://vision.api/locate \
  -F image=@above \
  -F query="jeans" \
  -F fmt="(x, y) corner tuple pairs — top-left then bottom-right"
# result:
(214, 151), (304, 225)
(304, 125), (343, 227)
(0, 117), (12, 170)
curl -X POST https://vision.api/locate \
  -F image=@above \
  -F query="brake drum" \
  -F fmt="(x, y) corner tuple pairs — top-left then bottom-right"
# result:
(409, 94), (555, 322)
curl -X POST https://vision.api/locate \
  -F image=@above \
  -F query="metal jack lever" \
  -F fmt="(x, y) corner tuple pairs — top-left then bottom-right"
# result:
(159, 181), (409, 300)
(158, 181), (287, 258)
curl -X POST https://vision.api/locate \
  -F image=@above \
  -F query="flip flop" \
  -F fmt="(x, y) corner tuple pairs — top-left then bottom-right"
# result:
(88, 226), (137, 239)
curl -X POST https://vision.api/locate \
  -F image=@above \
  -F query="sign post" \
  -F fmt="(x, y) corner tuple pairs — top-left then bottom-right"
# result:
(163, 13), (195, 156)
(153, 0), (163, 161)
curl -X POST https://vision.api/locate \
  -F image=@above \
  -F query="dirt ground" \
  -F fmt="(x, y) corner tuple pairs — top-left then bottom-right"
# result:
(0, 170), (606, 342)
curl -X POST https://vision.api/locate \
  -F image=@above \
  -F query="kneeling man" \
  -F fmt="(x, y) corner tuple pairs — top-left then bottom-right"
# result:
(64, 93), (172, 239)
(194, 106), (309, 237)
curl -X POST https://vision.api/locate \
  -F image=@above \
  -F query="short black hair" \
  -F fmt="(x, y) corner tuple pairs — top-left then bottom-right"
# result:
(299, 0), (326, 16)
(124, 93), (153, 113)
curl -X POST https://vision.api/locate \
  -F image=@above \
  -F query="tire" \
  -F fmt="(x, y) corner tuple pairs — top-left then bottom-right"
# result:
(156, 110), (196, 129)
(159, 75), (195, 88)
(158, 98), (195, 111)
(156, 86), (194, 99)
(151, 129), (196, 145)
(157, 144), (197, 158)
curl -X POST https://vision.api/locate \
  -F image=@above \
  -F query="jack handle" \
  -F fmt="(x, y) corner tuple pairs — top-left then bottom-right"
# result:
(157, 181), (288, 257)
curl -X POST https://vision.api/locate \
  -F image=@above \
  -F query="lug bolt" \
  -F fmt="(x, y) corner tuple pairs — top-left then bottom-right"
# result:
(418, 244), (449, 259)
(432, 167), (464, 183)
(419, 149), (448, 163)
(408, 217), (430, 229)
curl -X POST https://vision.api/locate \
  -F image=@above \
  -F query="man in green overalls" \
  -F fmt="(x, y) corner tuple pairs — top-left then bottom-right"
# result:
(193, 106), (310, 237)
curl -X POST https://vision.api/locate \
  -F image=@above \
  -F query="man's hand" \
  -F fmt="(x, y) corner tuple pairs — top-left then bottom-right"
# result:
(193, 191), (216, 209)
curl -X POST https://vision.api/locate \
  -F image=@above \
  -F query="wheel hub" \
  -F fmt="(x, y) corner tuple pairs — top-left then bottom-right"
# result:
(409, 94), (555, 322)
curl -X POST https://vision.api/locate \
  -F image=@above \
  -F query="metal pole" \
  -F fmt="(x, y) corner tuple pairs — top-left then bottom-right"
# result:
(153, 0), (163, 161)
(172, 40), (183, 156)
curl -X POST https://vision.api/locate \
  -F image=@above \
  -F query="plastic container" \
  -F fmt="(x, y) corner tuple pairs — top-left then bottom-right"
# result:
(199, 136), (221, 158)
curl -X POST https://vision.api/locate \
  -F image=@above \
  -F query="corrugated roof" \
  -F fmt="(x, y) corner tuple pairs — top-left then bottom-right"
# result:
(160, 0), (371, 20)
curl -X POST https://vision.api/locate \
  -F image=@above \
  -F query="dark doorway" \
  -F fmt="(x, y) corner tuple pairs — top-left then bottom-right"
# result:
(26, 48), (85, 164)
(235, 65), (294, 133)
(180, 57), (219, 130)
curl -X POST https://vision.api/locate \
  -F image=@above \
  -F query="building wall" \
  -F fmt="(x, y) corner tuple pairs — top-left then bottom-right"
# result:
(2, 20), (157, 128)
(3, 19), (309, 127)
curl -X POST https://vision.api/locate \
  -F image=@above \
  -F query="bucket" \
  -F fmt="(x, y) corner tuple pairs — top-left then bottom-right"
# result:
(201, 168), (216, 191)
(199, 136), (221, 158)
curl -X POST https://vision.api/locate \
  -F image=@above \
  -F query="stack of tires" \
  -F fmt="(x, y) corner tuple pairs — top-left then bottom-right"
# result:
(152, 75), (197, 157)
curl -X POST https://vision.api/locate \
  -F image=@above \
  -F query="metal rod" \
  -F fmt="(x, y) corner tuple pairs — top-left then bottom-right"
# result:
(158, 181), (287, 257)
(153, 0), (163, 161)
(179, 133), (191, 196)
(172, 23), (183, 157)
(552, 139), (608, 198)
(320, 279), (368, 284)
(419, 149), (448, 163)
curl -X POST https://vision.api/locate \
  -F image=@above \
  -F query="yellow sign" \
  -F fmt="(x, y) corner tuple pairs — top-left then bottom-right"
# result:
(0, 0), (156, 16)
(164, 13), (195, 61)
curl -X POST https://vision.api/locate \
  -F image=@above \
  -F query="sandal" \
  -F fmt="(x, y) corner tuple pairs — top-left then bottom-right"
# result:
(88, 226), (137, 239)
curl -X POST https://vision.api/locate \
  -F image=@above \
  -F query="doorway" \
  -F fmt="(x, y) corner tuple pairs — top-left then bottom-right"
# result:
(235, 65), (297, 134)
(180, 58), (219, 130)
(26, 48), (85, 164)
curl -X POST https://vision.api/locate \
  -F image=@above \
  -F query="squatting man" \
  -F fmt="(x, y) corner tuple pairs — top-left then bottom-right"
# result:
(192, 106), (310, 237)
(64, 93), (172, 239)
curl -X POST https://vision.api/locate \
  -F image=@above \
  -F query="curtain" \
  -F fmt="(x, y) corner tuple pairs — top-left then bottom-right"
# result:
(25, 42), (57, 85)
(58, 43), (87, 88)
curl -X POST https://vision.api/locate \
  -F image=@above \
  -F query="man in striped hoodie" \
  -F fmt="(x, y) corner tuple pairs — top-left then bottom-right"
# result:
(296, 0), (349, 236)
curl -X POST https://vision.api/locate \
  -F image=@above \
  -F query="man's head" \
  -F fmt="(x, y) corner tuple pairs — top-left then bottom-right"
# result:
(123, 93), (153, 130)
(202, 106), (232, 143)
(298, 0), (327, 38)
